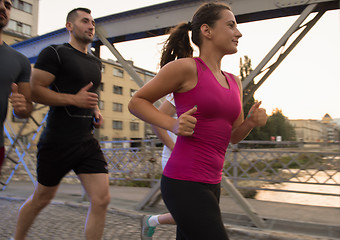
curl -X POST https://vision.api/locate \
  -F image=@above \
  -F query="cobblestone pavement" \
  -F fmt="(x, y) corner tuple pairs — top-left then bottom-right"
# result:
(1, 198), (336, 240)
(0, 198), (178, 240)
(0, 198), (257, 240)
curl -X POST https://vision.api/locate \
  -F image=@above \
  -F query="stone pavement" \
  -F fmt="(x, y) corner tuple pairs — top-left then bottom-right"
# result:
(0, 181), (339, 240)
(0, 198), (178, 240)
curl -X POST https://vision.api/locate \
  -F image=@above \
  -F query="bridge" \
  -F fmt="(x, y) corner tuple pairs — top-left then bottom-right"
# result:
(3, 1), (340, 239)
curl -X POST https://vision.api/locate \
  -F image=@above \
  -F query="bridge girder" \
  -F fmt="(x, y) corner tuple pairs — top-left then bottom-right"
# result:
(11, 0), (339, 103)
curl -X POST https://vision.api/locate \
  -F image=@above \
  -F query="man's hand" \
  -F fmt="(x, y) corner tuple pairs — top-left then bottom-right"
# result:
(93, 110), (103, 128)
(73, 82), (98, 109)
(172, 106), (197, 136)
(10, 83), (29, 117)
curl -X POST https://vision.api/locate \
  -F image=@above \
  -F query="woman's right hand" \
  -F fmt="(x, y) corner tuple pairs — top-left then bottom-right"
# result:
(172, 106), (197, 136)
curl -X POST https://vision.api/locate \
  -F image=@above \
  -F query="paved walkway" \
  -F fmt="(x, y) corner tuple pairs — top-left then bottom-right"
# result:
(0, 180), (339, 239)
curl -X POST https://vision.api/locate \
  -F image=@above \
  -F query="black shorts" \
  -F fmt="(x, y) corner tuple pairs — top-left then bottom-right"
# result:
(37, 138), (108, 186)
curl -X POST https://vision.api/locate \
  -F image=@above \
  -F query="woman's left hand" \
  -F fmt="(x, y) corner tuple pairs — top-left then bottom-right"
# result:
(246, 101), (267, 128)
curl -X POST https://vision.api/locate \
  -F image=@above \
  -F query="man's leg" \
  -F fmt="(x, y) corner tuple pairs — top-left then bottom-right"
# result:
(78, 173), (110, 240)
(14, 182), (59, 240)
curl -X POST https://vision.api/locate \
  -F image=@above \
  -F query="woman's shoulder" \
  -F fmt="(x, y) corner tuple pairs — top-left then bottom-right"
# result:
(162, 58), (197, 74)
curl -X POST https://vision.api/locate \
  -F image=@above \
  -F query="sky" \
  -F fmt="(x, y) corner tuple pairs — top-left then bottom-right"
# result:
(37, 0), (340, 120)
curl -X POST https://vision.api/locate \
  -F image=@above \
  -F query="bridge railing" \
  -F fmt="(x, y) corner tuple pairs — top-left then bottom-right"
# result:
(2, 139), (339, 197)
(224, 141), (340, 197)
(99, 140), (340, 197)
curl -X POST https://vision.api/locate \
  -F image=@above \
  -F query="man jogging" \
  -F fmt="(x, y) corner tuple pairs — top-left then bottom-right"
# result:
(14, 8), (110, 240)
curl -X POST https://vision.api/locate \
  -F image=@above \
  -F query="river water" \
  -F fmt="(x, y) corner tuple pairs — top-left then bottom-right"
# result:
(255, 170), (340, 208)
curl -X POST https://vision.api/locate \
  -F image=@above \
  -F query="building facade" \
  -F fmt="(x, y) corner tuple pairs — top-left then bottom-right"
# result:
(98, 59), (155, 143)
(3, 0), (39, 44)
(289, 119), (326, 142)
(289, 114), (339, 143)
(321, 114), (339, 142)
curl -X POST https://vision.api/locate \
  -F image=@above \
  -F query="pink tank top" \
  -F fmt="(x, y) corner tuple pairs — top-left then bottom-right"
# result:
(163, 58), (241, 184)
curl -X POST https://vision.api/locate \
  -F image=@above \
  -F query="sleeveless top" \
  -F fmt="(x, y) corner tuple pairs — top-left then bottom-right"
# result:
(163, 57), (241, 184)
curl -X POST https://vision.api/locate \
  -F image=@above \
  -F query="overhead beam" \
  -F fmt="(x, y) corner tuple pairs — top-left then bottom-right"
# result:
(242, 3), (326, 104)
(95, 26), (145, 88)
(11, 0), (338, 62)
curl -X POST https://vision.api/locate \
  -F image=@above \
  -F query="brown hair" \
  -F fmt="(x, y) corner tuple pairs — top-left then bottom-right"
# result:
(160, 2), (231, 68)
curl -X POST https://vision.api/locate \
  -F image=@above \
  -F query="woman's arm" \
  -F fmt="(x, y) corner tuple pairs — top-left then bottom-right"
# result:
(230, 75), (267, 144)
(129, 58), (197, 136)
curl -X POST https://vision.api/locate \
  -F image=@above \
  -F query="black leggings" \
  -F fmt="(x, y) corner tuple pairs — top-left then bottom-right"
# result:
(161, 175), (229, 240)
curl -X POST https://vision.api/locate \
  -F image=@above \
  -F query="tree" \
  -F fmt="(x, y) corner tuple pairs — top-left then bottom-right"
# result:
(239, 55), (255, 117)
(239, 56), (296, 141)
(263, 109), (296, 141)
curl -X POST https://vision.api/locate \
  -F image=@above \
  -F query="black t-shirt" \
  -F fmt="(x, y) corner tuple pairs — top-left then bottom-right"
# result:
(0, 43), (31, 147)
(34, 43), (102, 143)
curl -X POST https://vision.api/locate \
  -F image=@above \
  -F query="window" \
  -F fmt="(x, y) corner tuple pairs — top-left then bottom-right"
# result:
(113, 85), (123, 95)
(113, 68), (124, 78)
(112, 120), (123, 130)
(112, 137), (127, 147)
(130, 89), (137, 97)
(23, 1), (32, 13)
(100, 136), (108, 141)
(22, 24), (31, 35)
(113, 103), (123, 112)
(12, 0), (32, 14)
(6, 20), (31, 35)
(130, 122), (139, 131)
(16, 22), (23, 33)
(99, 100), (104, 110)
(12, 0), (19, 8)
(7, 20), (16, 30)
(100, 82), (104, 91)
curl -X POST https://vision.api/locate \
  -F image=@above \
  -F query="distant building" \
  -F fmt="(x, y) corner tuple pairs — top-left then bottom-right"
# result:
(3, 0), (39, 44)
(321, 114), (339, 142)
(289, 119), (326, 142)
(98, 59), (155, 143)
(289, 114), (339, 143)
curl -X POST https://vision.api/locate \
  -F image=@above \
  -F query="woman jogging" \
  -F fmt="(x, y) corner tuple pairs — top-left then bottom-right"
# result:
(129, 2), (267, 239)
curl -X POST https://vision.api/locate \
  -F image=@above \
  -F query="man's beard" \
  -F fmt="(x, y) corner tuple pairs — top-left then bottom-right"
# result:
(0, 10), (9, 30)
(74, 31), (93, 45)
(0, 19), (8, 30)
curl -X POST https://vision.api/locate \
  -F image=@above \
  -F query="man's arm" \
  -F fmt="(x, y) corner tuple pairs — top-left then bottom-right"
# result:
(30, 68), (98, 108)
(10, 82), (33, 118)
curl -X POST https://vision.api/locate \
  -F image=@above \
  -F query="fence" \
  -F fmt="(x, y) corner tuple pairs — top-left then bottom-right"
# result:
(98, 140), (339, 197)
(2, 139), (339, 197)
(224, 141), (340, 197)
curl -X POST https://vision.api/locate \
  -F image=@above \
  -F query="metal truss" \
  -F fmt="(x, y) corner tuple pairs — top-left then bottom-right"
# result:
(1, 105), (48, 190)
(242, 3), (327, 104)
